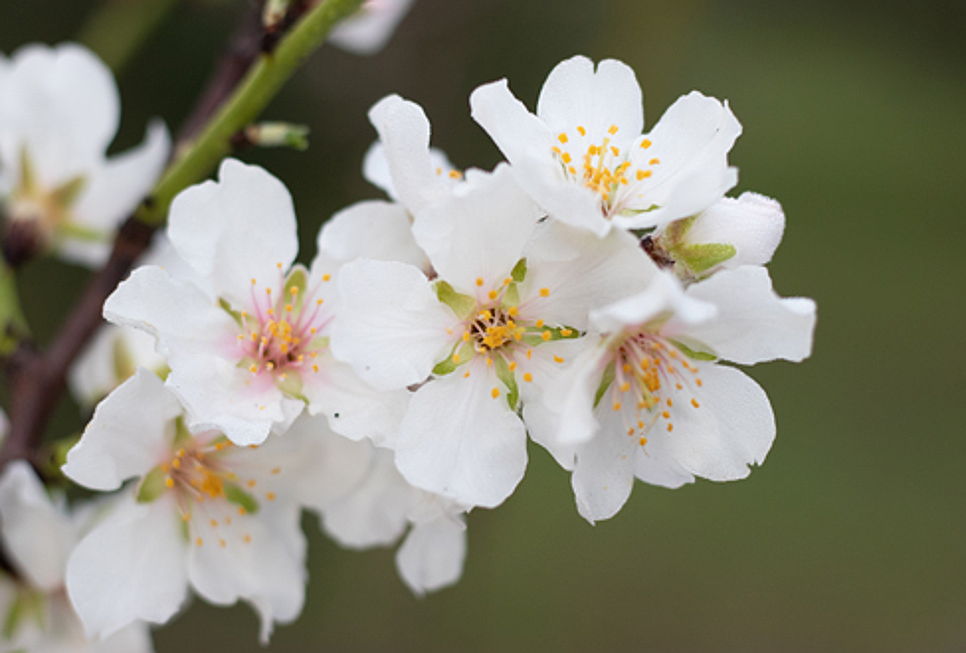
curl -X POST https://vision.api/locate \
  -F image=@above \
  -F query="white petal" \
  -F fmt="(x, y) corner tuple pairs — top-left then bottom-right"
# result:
(60, 120), (169, 268)
(317, 199), (427, 269)
(396, 515), (466, 595)
(367, 94), (451, 213)
(328, 0), (414, 55)
(166, 159), (298, 304)
(590, 271), (716, 335)
(470, 78), (554, 169)
(571, 407), (637, 523)
(522, 221), (658, 329)
(683, 266), (816, 364)
(66, 495), (188, 640)
(331, 258), (456, 391)
(0, 461), (74, 591)
(662, 363), (775, 481)
(412, 164), (541, 294)
(615, 91), (741, 229)
(0, 43), (118, 185)
(396, 369), (527, 508)
(320, 447), (414, 548)
(536, 56), (643, 140)
(683, 192), (785, 270)
(186, 501), (305, 644)
(62, 368), (180, 491)
(69, 323), (165, 406)
(633, 429), (695, 489)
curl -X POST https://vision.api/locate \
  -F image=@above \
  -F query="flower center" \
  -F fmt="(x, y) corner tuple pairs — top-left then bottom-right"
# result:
(606, 331), (703, 446)
(551, 125), (661, 213)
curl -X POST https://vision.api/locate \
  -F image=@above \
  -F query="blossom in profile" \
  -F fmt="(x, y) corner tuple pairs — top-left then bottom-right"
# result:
(329, 0), (415, 55)
(531, 268), (815, 522)
(471, 55), (740, 237)
(0, 460), (153, 652)
(104, 159), (398, 446)
(61, 369), (366, 642)
(332, 164), (657, 507)
(0, 43), (169, 266)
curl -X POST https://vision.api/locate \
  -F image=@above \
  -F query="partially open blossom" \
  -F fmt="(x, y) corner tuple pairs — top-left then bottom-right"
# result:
(0, 461), (153, 652)
(328, 0), (415, 55)
(332, 164), (657, 507)
(62, 369), (367, 642)
(651, 191), (786, 281)
(530, 267), (816, 522)
(471, 55), (740, 237)
(0, 43), (169, 266)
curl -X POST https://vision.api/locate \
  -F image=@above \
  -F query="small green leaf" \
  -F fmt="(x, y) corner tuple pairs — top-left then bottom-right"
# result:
(137, 466), (169, 503)
(593, 364), (616, 409)
(674, 242), (736, 274)
(435, 280), (475, 319)
(225, 483), (260, 515)
(510, 258), (528, 283)
(493, 355), (519, 411)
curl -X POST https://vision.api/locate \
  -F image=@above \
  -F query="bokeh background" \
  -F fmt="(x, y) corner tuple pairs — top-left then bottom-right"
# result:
(2, 0), (965, 650)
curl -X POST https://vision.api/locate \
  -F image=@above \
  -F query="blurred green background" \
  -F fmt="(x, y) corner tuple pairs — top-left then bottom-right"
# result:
(2, 0), (965, 650)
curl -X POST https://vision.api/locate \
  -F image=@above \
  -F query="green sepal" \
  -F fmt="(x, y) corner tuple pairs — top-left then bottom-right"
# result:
(593, 363), (616, 409)
(173, 416), (193, 448)
(522, 324), (581, 346)
(17, 147), (36, 194)
(225, 483), (260, 515)
(58, 220), (103, 243)
(51, 175), (87, 208)
(277, 372), (307, 402)
(219, 298), (243, 327)
(618, 203), (659, 216)
(284, 265), (309, 312)
(435, 280), (475, 319)
(510, 258), (527, 283)
(2, 587), (44, 641)
(670, 339), (717, 361)
(673, 242), (736, 274)
(136, 466), (169, 503)
(432, 341), (474, 376)
(493, 355), (520, 411)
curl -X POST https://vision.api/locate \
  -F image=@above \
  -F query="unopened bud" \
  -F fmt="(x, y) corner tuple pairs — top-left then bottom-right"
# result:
(243, 122), (310, 151)
(262, 0), (293, 32)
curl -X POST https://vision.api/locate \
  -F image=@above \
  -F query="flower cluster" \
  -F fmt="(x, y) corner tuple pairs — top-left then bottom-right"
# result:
(1, 48), (815, 650)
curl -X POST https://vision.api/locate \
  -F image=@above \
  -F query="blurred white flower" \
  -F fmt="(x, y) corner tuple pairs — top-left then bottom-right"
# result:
(329, 0), (415, 56)
(0, 43), (169, 266)
(0, 460), (153, 652)
(471, 55), (740, 237)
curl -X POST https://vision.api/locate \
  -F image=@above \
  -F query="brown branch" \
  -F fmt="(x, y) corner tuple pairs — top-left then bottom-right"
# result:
(0, 3), (276, 473)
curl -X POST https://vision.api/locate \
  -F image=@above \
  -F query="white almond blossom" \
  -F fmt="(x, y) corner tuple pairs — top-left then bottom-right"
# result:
(61, 369), (369, 643)
(0, 43), (169, 266)
(530, 267), (815, 522)
(0, 461), (153, 652)
(650, 191), (786, 281)
(332, 164), (657, 507)
(329, 0), (415, 56)
(103, 159), (399, 446)
(470, 55), (740, 237)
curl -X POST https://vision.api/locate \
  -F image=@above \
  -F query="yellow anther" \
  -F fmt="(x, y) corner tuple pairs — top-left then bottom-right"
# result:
(488, 290), (498, 300)
(219, 538), (227, 548)
(568, 166), (577, 175)
(271, 467), (281, 475)
(639, 437), (648, 446)
(666, 398), (673, 407)
(475, 277), (484, 286)
(577, 125), (587, 136)
(641, 139), (652, 148)
(541, 331), (551, 341)
(553, 355), (565, 363)
(557, 133), (568, 144)
(452, 352), (461, 363)
(172, 458), (182, 470)
(490, 387), (500, 399)
(322, 274), (332, 282)
(289, 285), (299, 295)
(612, 401), (622, 411)
(243, 534), (252, 543)
(691, 398), (700, 408)
(523, 372), (533, 383)
(560, 329), (573, 337)
(649, 158), (661, 165)
(165, 476), (174, 488)
(696, 378), (704, 387)
(661, 411), (670, 419)
(196, 537), (204, 547)
(448, 170), (462, 179)
(610, 146), (620, 156)
(463, 370), (471, 378)
(608, 124), (619, 135)
(667, 423), (674, 432)
(636, 169), (652, 180)
(238, 507), (247, 515)
(508, 361), (518, 371)
(316, 299), (324, 305)
(539, 287), (550, 297)
(507, 306), (519, 316)
(562, 152), (572, 163)
(535, 319), (544, 328)
(210, 519), (218, 528)
(552, 146), (562, 154)
(266, 492), (276, 501)
(251, 278), (257, 285)
(246, 479), (256, 488)
(284, 304), (293, 312)
(619, 382), (630, 392)
(276, 262), (283, 270)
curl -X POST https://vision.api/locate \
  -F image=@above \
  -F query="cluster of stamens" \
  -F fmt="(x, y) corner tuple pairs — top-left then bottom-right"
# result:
(236, 263), (332, 380)
(550, 125), (661, 210)
(608, 332), (704, 447)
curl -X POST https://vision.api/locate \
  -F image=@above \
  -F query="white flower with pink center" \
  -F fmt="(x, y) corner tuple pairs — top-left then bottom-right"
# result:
(332, 164), (658, 508)
(470, 55), (741, 237)
(103, 159), (397, 446)
(61, 369), (368, 643)
(529, 267), (816, 522)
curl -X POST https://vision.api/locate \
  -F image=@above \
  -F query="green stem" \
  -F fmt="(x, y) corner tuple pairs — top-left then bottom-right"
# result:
(0, 261), (28, 354)
(135, 0), (364, 227)
(78, 0), (180, 75)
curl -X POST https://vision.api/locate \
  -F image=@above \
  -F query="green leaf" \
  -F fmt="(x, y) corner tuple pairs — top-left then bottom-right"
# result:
(493, 355), (519, 411)
(137, 466), (169, 503)
(593, 363), (616, 409)
(435, 280), (475, 319)
(510, 258), (527, 283)
(225, 483), (260, 515)
(674, 242), (736, 274)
